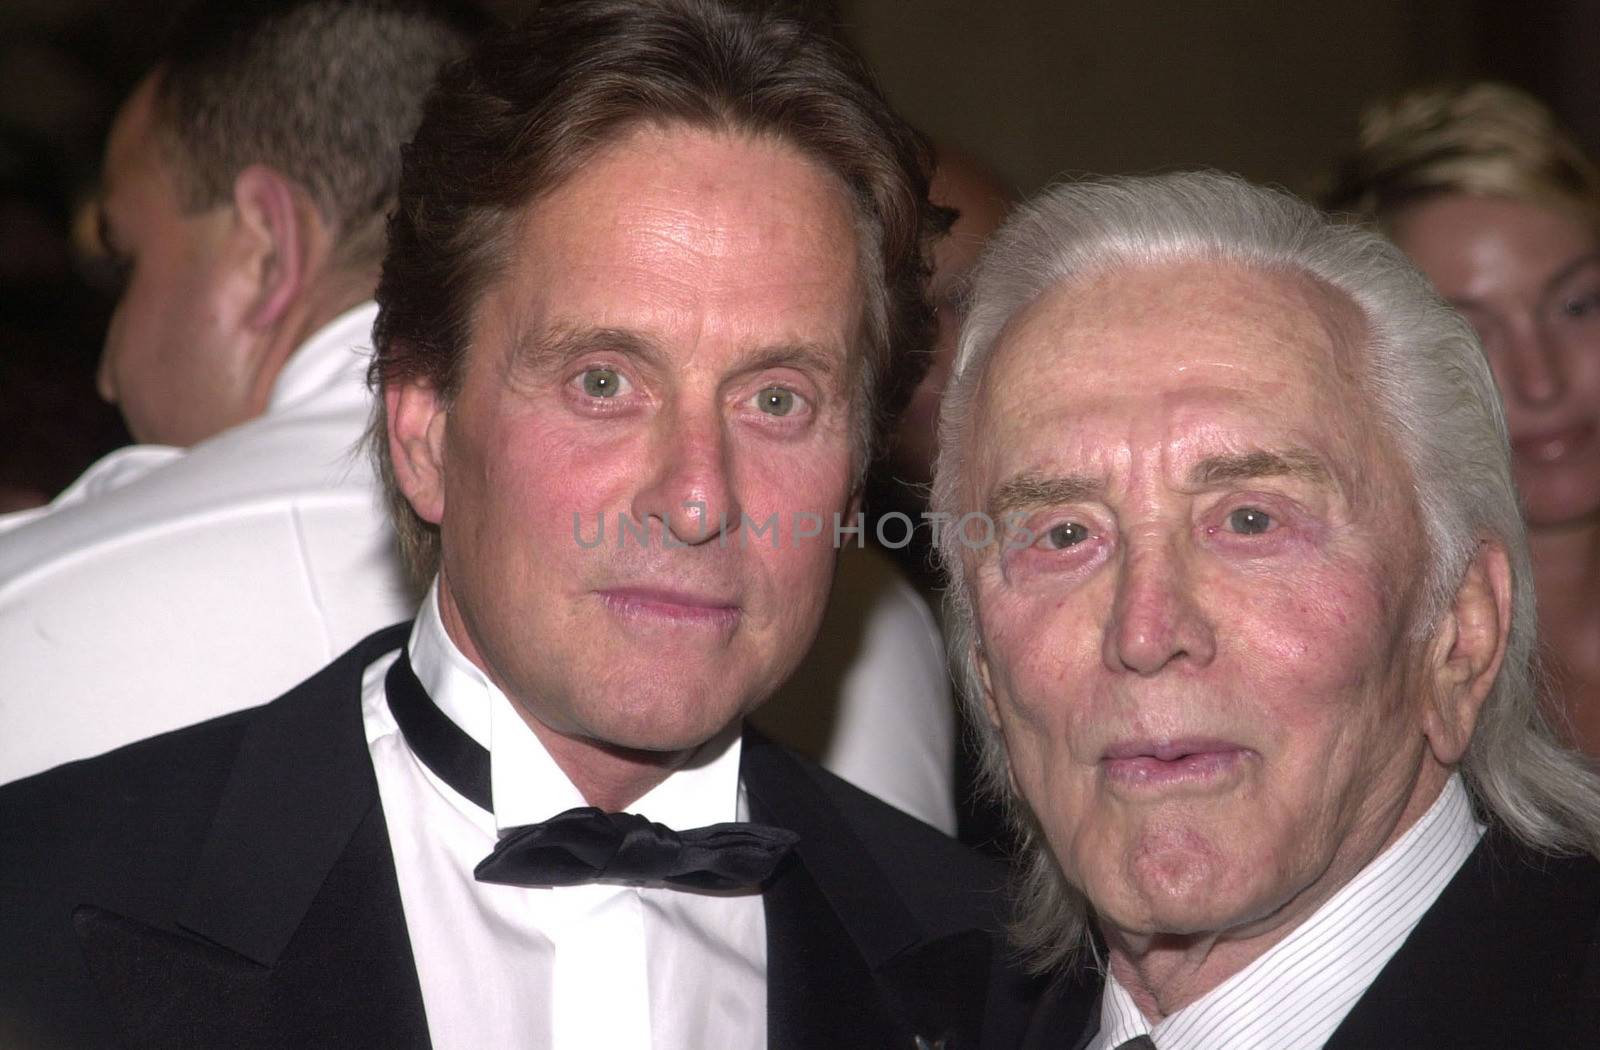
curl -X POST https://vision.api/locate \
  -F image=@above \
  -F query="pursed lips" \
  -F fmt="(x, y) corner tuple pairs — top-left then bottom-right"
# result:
(1100, 737), (1252, 789)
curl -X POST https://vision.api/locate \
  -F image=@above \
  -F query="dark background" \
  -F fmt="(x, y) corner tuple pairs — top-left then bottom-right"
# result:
(838, 0), (1599, 198)
(3, 0), (1597, 494)
(8, 0), (1600, 196)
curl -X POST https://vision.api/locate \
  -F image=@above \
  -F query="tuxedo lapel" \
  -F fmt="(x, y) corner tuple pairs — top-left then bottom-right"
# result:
(1020, 958), (1101, 1050)
(75, 624), (431, 1050)
(742, 728), (997, 1050)
(875, 927), (1000, 1048)
(760, 848), (905, 1048)
(1324, 829), (1600, 1049)
(76, 802), (429, 1050)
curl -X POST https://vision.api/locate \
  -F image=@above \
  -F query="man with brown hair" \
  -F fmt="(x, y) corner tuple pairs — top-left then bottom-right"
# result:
(0, 2), (1035, 1047)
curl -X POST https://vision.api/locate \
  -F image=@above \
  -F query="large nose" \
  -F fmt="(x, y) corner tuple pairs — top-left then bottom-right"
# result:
(1501, 320), (1567, 407)
(1102, 527), (1216, 675)
(629, 400), (741, 547)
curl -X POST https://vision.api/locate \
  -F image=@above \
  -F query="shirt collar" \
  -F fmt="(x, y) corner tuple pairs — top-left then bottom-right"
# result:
(267, 300), (380, 413)
(406, 579), (744, 835)
(1095, 774), (1483, 1049)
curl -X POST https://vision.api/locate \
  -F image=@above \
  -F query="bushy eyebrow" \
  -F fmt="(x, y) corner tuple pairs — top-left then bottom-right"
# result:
(988, 473), (1100, 519)
(1187, 448), (1329, 487)
(511, 325), (662, 376)
(511, 324), (848, 387)
(987, 448), (1330, 519)
(738, 342), (849, 389)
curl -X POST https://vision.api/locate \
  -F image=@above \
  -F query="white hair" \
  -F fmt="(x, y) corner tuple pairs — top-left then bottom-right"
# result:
(930, 170), (1600, 973)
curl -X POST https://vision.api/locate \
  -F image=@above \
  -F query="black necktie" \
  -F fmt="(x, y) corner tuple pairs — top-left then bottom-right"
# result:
(384, 649), (798, 890)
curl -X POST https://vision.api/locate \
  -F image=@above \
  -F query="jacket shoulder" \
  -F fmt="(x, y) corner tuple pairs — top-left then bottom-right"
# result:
(0, 709), (252, 879)
(0, 623), (408, 883)
(1324, 828), (1600, 1048)
(0, 618), (406, 1050)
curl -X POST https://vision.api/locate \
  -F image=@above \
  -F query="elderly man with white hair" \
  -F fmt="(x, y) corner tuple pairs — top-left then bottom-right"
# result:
(934, 171), (1600, 1049)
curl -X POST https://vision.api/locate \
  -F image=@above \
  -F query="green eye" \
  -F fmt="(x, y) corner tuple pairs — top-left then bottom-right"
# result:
(1045, 522), (1089, 549)
(1228, 507), (1272, 534)
(756, 387), (797, 416)
(581, 368), (624, 398)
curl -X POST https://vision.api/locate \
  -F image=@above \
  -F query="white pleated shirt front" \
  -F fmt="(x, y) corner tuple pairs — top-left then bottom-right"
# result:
(361, 585), (768, 1050)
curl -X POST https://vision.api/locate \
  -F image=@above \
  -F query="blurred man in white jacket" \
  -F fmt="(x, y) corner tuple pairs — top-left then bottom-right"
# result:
(0, 0), (479, 781)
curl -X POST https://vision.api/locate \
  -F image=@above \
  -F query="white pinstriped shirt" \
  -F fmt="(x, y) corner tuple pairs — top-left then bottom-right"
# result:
(1091, 776), (1483, 1050)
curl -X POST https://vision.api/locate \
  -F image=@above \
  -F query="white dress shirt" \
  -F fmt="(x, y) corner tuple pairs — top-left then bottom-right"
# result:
(362, 584), (768, 1050)
(0, 303), (413, 783)
(1091, 776), (1484, 1050)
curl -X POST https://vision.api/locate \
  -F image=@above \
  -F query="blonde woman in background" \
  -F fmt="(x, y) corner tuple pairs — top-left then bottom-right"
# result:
(1328, 83), (1600, 752)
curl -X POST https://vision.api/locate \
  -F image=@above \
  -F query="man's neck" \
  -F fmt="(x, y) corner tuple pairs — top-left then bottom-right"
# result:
(432, 577), (697, 811)
(1104, 760), (1454, 1022)
(520, 722), (693, 812)
(246, 278), (373, 421)
(285, 274), (374, 361)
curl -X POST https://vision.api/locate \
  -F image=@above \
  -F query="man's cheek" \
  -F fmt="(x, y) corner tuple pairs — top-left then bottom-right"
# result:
(1242, 576), (1392, 693)
(984, 601), (1080, 729)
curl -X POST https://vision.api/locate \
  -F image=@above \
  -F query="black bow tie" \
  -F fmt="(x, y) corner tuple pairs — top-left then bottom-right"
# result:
(384, 648), (797, 890)
(475, 806), (797, 890)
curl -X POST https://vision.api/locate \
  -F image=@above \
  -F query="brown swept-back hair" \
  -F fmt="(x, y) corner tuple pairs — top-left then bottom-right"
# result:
(369, 0), (945, 581)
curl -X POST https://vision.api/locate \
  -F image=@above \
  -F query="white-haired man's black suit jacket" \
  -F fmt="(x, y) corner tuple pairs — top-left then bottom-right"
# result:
(1020, 827), (1600, 1050)
(0, 625), (1039, 1050)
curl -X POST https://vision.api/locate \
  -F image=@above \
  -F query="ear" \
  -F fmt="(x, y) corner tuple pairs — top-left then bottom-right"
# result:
(385, 378), (449, 526)
(229, 165), (309, 331)
(972, 639), (999, 726)
(1422, 539), (1513, 766)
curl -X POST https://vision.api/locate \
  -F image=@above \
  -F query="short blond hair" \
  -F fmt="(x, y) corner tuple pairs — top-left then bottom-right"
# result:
(1325, 82), (1600, 231)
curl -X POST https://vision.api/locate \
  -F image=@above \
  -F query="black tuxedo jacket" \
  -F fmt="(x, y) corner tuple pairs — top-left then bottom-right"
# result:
(0, 624), (1038, 1050)
(1020, 827), (1600, 1049)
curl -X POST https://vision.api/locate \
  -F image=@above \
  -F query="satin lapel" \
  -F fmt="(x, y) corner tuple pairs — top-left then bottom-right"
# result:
(1020, 965), (1102, 1050)
(760, 848), (905, 1049)
(875, 927), (996, 1049)
(76, 801), (429, 1050)
(1324, 830), (1600, 1049)
(76, 624), (430, 1050)
(742, 728), (993, 1050)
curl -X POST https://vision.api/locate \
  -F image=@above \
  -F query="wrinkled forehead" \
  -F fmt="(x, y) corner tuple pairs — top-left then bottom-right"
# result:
(996, 260), (1367, 392)
(965, 260), (1398, 497)
(482, 125), (869, 332)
